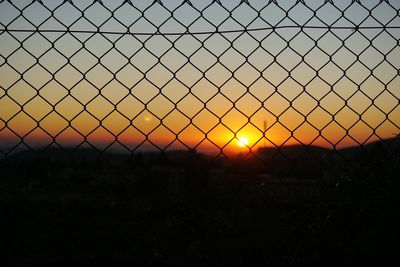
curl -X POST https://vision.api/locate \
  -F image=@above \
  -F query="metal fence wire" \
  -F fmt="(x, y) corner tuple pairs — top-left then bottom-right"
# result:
(0, 0), (399, 163)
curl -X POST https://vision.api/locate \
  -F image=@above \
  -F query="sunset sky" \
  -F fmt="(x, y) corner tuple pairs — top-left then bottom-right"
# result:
(0, 0), (399, 156)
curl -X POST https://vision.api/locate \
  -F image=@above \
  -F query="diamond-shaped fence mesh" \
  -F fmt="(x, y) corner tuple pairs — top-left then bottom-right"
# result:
(0, 0), (399, 165)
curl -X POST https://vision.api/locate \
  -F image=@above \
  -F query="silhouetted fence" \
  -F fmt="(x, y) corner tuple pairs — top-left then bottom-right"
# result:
(0, 0), (399, 164)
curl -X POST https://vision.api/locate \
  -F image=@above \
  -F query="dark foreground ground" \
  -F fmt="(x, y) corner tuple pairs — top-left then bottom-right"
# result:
(1, 142), (399, 266)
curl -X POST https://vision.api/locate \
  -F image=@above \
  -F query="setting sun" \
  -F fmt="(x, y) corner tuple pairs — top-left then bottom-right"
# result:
(237, 137), (249, 148)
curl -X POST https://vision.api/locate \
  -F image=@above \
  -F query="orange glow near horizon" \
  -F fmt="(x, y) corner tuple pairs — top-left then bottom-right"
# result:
(0, 109), (398, 156)
(0, 76), (399, 155)
(1, 75), (399, 155)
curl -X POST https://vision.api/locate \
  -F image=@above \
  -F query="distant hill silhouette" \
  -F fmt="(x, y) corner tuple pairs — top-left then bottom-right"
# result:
(258, 144), (329, 159)
(257, 137), (400, 160)
(2, 137), (399, 178)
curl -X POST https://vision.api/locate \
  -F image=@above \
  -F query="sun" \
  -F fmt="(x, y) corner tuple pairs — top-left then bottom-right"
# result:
(237, 136), (249, 148)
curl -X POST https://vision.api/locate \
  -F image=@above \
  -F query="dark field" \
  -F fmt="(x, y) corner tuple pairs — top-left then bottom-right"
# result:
(1, 140), (399, 266)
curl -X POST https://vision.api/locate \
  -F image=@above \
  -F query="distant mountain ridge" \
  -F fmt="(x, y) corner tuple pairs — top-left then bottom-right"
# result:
(2, 137), (399, 164)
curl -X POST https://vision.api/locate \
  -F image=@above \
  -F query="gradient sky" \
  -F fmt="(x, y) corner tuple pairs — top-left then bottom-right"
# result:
(0, 0), (400, 155)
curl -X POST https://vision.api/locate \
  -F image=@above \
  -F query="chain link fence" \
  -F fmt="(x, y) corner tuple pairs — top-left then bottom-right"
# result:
(1, 2), (400, 265)
(0, 0), (399, 164)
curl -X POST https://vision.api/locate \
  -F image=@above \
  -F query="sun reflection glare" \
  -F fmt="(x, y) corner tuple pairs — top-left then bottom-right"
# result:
(237, 136), (249, 147)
